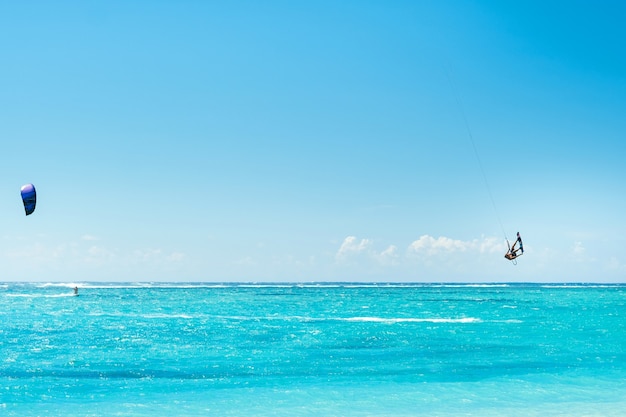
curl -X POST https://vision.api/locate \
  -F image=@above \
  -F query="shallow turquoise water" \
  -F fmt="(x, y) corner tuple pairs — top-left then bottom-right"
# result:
(2, 282), (626, 416)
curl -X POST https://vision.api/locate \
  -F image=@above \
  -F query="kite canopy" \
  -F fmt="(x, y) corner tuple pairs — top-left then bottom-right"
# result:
(20, 183), (36, 216)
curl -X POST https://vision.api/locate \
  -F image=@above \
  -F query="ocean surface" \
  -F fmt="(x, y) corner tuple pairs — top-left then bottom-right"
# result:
(1, 282), (626, 416)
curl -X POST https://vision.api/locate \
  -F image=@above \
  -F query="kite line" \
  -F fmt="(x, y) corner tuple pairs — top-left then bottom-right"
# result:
(445, 67), (508, 242)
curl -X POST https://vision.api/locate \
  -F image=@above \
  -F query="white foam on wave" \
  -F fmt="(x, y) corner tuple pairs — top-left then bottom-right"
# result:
(431, 284), (510, 288)
(6, 293), (77, 298)
(540, 284), (618, 289)
(27, 282), (524, 290)
(205, 315), (482, 324)
(80, 312), (484, 324)
(37, 283), (82, 289)
(237, 284), (297, 288)
(142, 313), (195, 320)
(35, 282), (231, 290)
(341, 316), (482, 324)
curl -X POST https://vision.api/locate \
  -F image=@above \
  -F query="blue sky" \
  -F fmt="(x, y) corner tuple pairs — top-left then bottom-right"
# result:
(1, 1), (625, 282)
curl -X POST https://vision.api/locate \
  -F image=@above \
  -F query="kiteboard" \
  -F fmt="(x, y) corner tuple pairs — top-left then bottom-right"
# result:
(504, 232), (524, 264)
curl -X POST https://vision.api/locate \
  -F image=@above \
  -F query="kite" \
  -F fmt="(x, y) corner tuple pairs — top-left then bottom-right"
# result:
(20, 183), (37, 216)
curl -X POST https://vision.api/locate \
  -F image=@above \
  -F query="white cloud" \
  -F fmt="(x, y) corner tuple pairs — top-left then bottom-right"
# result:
(407, 235), (503, 256)
(335, 237), (400, 267)
(133, 248), (162, 260)
(335, 235), (506, 268)
(335, 236), (372, 260)
(569, 241), (597, 264)
(376, 245), (399, 265)
(479, 236), (504, 254)
(166, 252), (186, 262)
(408, 235), (469, 255)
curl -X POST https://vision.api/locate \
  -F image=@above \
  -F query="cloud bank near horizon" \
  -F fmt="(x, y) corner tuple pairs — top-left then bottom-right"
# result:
(3, 233), (624, 282)
(336, 234), (505, 263)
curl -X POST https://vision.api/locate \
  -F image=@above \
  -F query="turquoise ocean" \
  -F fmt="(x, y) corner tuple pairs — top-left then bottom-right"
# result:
(2, 282), (626, 416)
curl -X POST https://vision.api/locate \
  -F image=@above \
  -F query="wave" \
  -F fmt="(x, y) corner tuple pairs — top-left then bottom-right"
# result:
(28, 282), (516, 289)
(215, 315), (483, 324)
(141, 313), (195, 319)
(27, 282), (416, 290)
(539, 284), (620, 289)
(37, 283), (83, 288)
(82, 311), (482, 324)
(340, 316), (481, 324)
(430, 284), (511, 288)
(36, 282), (231, 290)
(6, 293), (77, 298)
(12, 282), (625, 292)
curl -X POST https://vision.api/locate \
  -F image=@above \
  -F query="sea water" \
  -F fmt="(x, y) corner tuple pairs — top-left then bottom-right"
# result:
(1, 282), (626, 416)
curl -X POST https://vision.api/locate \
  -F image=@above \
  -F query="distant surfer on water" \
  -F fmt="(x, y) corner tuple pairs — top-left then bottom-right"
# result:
(74, 286), (79, 296)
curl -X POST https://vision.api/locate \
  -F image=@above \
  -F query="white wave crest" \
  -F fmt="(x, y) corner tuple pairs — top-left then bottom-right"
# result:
(341, 317), (481, 324)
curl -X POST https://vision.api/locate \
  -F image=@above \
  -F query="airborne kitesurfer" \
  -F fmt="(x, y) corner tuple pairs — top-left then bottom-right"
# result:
(504, 232), (524, 261)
